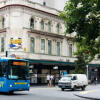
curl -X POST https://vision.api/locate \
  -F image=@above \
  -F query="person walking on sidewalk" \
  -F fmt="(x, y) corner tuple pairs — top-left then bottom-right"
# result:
(93, 77), (97, 85)
(46, 74), (50, 87)
(50, 75), (54, 87)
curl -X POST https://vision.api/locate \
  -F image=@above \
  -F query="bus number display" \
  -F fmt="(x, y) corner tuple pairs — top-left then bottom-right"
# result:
(13, 62), (26, 66)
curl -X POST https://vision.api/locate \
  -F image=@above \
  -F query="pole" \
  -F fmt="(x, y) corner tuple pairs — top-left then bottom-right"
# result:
(86, 65), (88, 80)
(6, 51), (8, 57)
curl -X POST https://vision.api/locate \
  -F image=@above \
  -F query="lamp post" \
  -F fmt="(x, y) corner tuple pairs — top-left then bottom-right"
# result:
(86, 65), (88, 80)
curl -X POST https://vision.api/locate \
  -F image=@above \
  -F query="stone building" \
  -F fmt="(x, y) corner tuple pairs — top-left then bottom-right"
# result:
(0, 0), (99, 84)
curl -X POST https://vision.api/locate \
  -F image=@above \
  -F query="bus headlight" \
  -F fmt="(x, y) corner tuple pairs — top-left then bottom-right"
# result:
(28, 84), (30, 87)
(10, 85), (13, 87)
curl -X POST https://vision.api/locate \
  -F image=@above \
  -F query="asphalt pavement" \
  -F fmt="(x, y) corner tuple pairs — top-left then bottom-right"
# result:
(74, 84), (100, 100)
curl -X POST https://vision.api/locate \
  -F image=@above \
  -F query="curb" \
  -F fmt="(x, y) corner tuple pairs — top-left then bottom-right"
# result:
(74, 94), (100, 100)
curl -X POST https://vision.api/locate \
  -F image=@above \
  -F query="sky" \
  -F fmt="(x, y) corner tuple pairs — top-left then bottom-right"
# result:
(54, 0), (67, 10)
(29, 0), (67, 10)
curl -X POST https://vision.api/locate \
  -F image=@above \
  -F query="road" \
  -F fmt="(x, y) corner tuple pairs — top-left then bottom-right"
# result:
(0, 86), (88, 100)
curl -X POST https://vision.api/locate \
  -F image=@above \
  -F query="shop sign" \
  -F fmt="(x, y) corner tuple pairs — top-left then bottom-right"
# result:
(9, 38), (22, 49)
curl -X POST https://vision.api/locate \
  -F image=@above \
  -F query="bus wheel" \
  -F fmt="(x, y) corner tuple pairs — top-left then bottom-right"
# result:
(8, 91), (14, 94)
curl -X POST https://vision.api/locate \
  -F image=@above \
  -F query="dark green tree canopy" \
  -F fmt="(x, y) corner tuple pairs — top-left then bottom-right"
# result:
(60, 0), (100, 73)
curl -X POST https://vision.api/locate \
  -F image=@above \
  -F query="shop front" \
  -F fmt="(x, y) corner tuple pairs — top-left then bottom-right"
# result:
(88, 64), (100, 84)
(28, 59), (74, 85)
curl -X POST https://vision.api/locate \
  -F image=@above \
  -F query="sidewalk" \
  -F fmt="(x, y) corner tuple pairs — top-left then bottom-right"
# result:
(74, 84), (100, 100)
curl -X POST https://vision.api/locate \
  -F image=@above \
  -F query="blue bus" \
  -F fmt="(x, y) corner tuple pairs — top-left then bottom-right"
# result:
(0, 58), (30, 93)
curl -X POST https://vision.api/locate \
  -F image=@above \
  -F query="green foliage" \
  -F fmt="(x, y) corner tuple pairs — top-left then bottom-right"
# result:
(60, 0), (100, 73)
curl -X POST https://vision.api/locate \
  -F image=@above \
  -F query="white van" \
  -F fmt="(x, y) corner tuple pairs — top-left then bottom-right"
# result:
(58, 74), (88, 91)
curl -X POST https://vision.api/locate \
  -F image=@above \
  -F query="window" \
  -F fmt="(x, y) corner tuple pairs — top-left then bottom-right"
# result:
(30, 37), (35, 53)
(43, 2), (46, 6)
(48, 40), (52, 55)
(2, 17), (5, 29)
(41, 20), (44, 31)
(69, 44), (72, 57)
(71, 76), (77, 80)
(30, 18), (34, 29)
(0, 16), (5, 29)
(1, 37), (4, 52)
(56, 24), (60, 34)
(41, 39), (45, 53)
(48, 22), (51, 32)
(56, 42), (60, 56)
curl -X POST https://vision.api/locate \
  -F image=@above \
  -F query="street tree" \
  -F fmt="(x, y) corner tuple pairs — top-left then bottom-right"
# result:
(60, 0), (100, 73)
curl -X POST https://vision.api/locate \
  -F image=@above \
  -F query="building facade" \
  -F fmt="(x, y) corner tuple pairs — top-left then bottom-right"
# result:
(0, 0), (99, 84)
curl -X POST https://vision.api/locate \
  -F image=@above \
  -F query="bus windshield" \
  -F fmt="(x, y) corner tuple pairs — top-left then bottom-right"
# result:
(8, 60), (29, 80)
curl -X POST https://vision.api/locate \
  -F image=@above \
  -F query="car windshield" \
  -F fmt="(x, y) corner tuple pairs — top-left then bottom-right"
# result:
(61, 76), (72, 81)
(8, 60), (29, 80)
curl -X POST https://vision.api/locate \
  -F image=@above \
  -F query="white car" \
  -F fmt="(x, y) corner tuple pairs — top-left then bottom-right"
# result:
(58, 74), (88, 91)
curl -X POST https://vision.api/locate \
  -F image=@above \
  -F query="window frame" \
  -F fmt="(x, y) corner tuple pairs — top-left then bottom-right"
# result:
(56, 42), (60, 56)
(40, 20), (44, 31)
(48, 40), (52, 55)
(56, 23), (60, 34)
(1, 37), (4, 52)
(69, 44), (72, 57)
(48, 21), (51, 32)
(30, 37), (35, 53)
(41, 39), (45, 54)
(30, 17), (35, 29)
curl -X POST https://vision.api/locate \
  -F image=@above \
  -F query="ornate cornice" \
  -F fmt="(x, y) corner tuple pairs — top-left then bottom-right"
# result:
(28, 29), (64, 39)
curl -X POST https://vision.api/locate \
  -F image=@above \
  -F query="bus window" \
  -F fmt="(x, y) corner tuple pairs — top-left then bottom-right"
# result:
(8, 61), (29, 80)
(0, 62), (3, 76)
(0, 62), (8, 77)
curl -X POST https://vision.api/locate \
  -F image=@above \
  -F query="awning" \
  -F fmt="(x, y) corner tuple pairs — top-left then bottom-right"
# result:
(28, 59), (74, 66)
(88, 64), (100, 67)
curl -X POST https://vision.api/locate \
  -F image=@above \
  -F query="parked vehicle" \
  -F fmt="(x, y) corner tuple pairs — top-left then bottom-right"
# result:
(58, 74), (88, 91)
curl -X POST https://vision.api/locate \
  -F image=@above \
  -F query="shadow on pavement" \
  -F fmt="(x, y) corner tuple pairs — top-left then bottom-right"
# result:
(0, 92), (29, 96)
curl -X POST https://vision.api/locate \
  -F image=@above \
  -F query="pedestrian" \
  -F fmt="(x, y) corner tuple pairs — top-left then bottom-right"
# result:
(94, 77), (97, 85)
(52, 75), (56, 87)
(93, 77), (96, 85)
(46, 74), (50, 87)
(50, 75), (54, 87)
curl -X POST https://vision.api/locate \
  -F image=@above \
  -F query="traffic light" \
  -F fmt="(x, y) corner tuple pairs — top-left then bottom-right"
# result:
(6, 51), (8, 57)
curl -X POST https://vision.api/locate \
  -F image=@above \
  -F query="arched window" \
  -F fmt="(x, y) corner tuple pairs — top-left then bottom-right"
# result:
(40, 20), (44, 31)
(48, 21), (51, 32)
(0, 16), (5, 29)
(56, 23), (60, 34)
(30, 18), (34, 29)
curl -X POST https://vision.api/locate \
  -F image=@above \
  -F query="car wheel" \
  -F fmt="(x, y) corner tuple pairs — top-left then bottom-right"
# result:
(72, 86), (76, 91)
(81, 86), (85, 91)
(61, 88), (64, 91)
